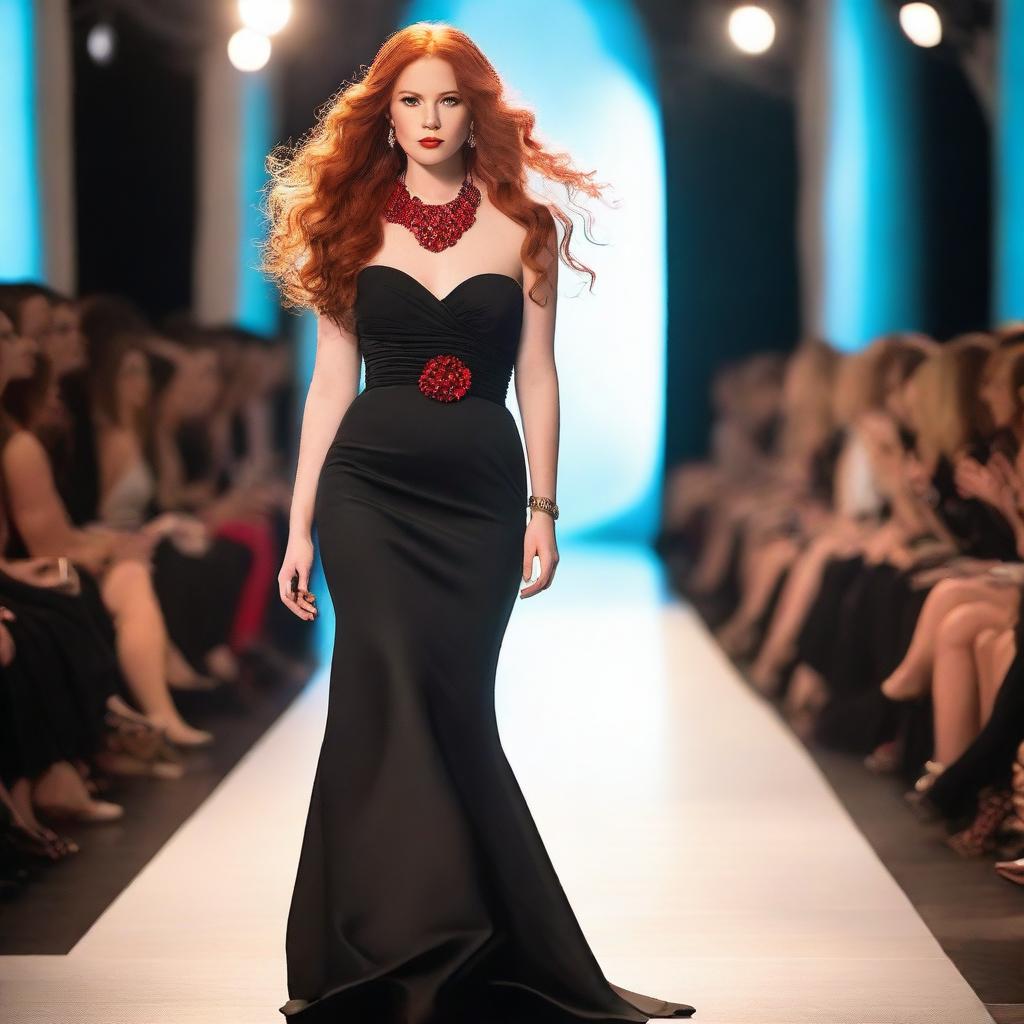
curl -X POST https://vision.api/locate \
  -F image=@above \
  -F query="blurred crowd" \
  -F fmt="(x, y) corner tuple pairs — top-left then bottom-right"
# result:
(659, 326), (1024, 889)
(0, 281), (312, 894)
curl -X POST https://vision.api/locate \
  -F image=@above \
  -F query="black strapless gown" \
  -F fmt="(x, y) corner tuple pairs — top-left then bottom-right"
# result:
(279, 264), (696, 1023)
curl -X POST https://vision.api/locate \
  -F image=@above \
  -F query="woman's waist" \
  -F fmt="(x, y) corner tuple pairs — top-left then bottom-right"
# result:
(360, 342), (514, 406)
(334, 385), (521, 460)
(323, 385), (527, 506)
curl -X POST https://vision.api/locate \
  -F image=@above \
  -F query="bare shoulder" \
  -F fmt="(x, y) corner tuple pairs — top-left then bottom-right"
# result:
(478, 192), (529, 273)
(3, 428), (47, 467)
(476, 192), (558, 300)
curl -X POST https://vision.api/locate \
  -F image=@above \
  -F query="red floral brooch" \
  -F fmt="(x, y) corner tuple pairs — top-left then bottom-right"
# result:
(418, 353), (472, 402)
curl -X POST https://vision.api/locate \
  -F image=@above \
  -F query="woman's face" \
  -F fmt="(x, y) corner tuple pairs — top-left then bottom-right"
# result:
(389, 57), (471, 168)
(181, 349), (222, 416)
(979, 350), (1018, 429)
(0, 310), (40, 381)
(48, 302), (87, 375)
(117, 349), (151, 411)
(18, 295), (54, 349)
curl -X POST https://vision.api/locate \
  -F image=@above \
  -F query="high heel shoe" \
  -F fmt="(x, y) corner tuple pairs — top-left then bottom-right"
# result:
(865, 739), (901, 775)
(914, 759), (946, 793)
(946, 786), (1015, 858)
(0, 817), (73, 863)
(995, 740), (1024, 859)
(35, 798), (124, 824)
(902, 760), (946, 821)
(99, 713), (186, 778)
(994, 857), (1024, 885)
(3, 800), (82, 856)
(103, 706), (165, 761)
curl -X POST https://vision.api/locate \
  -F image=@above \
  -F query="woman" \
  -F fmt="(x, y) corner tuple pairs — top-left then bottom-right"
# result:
(0, 303), (173, 839)
(880, 342), (1024, 709)
(91, 328), (252, 686)
(749, 335), (931, 696)
(261, 24), (695, 1024)
(0, 318), (212, 750)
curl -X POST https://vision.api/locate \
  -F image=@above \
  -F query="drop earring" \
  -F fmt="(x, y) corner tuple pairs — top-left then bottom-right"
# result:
(387, 121), (396, 148)
(467, 121), (476, 149)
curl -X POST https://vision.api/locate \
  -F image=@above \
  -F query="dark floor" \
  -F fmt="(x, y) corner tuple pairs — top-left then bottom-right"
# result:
(797, 720), (1024, 1024)
(0, 650), (316, 955)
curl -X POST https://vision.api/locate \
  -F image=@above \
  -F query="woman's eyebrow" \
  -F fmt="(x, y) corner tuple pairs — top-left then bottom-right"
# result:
(397, 90), (460, 97)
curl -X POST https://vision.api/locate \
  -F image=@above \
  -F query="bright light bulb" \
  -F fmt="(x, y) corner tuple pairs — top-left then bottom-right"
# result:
(727, 5), (776, 56)
(227, 27), (272, 71)
(238, 0), (292, 36)
(86, 22), (116, 65)
(899, 3), (942, 47)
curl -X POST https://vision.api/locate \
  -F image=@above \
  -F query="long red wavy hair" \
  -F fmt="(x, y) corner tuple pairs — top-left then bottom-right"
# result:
(258, 21), (613, 331)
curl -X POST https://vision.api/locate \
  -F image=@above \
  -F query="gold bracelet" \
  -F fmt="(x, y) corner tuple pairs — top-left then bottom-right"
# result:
(528, 495), (559, 520)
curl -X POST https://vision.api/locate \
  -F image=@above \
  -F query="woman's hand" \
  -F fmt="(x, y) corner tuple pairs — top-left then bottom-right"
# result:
(1, 556), (58, 585)
(955, 457), (1004, 507)
(141, 512), (210, 555)
(2, 556), (81, 594)
(169, 517), (212, 556)
(520, 513), (559, 598)
(109, 530), (160, 568)
(278, 533), (317, 620)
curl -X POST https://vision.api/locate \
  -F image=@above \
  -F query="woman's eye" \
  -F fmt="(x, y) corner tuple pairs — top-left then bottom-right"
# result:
(400, 96), (460, 106)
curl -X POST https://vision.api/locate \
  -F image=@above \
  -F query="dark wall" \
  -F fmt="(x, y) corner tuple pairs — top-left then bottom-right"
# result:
(71, 3), (197, 321)
(917, 48), (992, 339)
(661, 65), (800, 465)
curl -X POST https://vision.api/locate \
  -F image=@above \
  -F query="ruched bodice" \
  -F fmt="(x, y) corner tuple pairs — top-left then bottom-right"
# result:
(355, 264), (523, 406)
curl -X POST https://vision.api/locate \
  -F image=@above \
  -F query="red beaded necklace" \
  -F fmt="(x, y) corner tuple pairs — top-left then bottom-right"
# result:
(382, 168), (481, 252)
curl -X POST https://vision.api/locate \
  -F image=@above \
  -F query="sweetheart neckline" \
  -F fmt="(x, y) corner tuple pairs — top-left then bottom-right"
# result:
(358, 264), (524, 305)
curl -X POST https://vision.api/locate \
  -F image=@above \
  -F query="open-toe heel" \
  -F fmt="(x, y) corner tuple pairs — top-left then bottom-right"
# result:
(946, 786), (1015, 858)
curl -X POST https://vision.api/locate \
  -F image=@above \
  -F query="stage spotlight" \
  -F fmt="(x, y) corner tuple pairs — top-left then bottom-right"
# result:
(227, 27), (272, 71)
(899, 3), (942, 47)
(238, 0), (292, 36)
(86, 21), (116, 65)
(727, 5), (776, 55)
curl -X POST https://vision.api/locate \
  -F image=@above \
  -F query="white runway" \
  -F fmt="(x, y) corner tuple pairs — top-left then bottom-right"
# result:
(0, 543), (995, 1023)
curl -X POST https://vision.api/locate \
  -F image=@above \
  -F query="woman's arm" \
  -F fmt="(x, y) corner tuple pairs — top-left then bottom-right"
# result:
(1, 430), (120, 573)
(513, 215), (560, 598)
(277, 311), (362, 617)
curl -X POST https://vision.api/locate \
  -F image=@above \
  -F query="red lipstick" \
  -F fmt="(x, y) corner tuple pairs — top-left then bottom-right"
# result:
(419, 137), (443, 148)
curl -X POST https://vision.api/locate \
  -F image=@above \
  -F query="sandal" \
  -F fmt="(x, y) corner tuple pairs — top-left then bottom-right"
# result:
(914, 759), (946, 793)
(946, 786), (1015, 858)
(0, 819), (74, 863)
(94, 740), (185, 780)
(865, 739), (901, 775)
(103, 707), (165, 761)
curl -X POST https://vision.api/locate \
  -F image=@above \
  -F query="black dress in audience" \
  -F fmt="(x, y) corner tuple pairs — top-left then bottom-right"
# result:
(51, 369), (101, 526)
(795, 441), (1021, 756)
(925, 612), (1024, 821)
(148, 419), (251, 670)
(0, 430), (125, 788)
(928, 451), (1018, 563)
